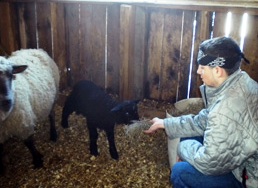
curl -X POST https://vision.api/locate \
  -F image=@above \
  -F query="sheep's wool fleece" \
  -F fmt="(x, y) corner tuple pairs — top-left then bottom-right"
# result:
(0, 49), (60, 142)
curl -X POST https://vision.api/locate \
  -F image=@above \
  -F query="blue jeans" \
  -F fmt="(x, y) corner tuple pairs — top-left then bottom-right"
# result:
(171, 136), (243, 188)
(171, 162), (243, 188)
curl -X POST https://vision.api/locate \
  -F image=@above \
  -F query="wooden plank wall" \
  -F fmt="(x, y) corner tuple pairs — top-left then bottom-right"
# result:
(0, 1), (258, 103)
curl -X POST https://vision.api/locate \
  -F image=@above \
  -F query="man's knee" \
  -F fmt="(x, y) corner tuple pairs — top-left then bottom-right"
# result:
(171, 162), (187, 183)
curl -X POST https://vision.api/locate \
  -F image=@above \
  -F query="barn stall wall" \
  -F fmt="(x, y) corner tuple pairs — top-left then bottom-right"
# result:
(0, 1), (258, 103)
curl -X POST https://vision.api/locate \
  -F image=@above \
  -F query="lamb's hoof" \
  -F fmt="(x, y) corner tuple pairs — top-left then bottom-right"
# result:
(111, 152), (119, 160)
(61, 121), (69, 129)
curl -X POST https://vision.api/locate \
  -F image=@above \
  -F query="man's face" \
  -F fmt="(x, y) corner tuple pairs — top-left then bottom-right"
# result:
(197, 65), (218, 87)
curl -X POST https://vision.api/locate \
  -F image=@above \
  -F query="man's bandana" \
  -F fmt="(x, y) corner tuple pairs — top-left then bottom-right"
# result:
(197, 50), (243, 69)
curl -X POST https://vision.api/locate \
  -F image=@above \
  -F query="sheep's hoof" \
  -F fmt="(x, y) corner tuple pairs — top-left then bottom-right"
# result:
(90, 150), (99, 156)
(50, 133), (58, 142)
(33, 155), (44, 169)
(0, 165), (5, 176)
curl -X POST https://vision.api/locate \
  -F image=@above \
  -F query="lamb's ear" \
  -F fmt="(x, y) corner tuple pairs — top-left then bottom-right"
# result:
(12, 65), (28, 74)
(110, 105), (121, 113)
(133, 99), (140, 104)
(111, 99), (140, 113)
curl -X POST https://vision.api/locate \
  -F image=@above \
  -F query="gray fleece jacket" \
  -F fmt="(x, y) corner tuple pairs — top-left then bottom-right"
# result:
(164, 70), (258, 188)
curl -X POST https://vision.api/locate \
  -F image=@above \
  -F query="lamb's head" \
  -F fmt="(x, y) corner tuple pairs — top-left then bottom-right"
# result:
(111, 99), (140, 124)
(0, 57), (27, 121)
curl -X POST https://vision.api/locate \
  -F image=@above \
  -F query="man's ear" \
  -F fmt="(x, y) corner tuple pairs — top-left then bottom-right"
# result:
(216, 66), (228, 77)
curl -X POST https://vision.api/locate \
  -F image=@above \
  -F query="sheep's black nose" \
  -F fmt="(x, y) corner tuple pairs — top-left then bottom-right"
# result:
(1, 99), (12, 112)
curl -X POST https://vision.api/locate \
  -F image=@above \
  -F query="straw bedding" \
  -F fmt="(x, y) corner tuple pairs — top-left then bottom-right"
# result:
(0, 97), (203, 188)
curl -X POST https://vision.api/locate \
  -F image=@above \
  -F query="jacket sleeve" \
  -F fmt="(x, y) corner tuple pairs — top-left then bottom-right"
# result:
(164, 109), (208, 139)
(177, 112), (258, 175)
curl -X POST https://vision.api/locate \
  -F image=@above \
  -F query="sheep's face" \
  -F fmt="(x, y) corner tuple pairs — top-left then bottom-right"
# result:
(0, 57), (27, 121)
(111, 100), (140, 124)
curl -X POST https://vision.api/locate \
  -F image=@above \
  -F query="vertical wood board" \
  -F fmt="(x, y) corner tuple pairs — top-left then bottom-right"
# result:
(242, 14), (258, 82)
(0, 2), (19, 55)
(189, 11), (212, 98)
(131, 6), (148, 100)
(80, 4), (106, 88)
(80, 4), (93, 83)
(90, 4), (106, 88)
(146, 9), (164, 100)
(36, 2), (53, 56)
(120, 5), (132, 100)
(212, 12), (227, 38)
(160, 9), (183, 102)
(228, 13), (242, 43)
(64, 3), (80, 86)
(51, 3), (67, 91)
(16, 2), (37, 49)
(177, 10), (196, 101)
(106, 4), (120, 94)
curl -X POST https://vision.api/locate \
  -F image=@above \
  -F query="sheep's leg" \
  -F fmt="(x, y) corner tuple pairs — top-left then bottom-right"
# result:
(0, 144), (5, 175)
(105, 128), (119, 160)
(24, 136), (43, 169)
(49, 106), (57, 142)
(87, 125), (99, 156)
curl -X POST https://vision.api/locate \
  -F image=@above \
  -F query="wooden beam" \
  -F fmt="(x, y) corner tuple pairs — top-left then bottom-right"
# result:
(2, 0), (258, 9)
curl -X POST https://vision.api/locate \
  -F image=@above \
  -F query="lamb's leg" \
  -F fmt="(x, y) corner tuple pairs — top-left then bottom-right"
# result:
(105, 128), (119, 160)
(24, 136), (43, 168)
(49, 106), (57, 142)
(87, 124), (99, 156)
(0, 144), (5, 175)
(61, 96), (74, 128)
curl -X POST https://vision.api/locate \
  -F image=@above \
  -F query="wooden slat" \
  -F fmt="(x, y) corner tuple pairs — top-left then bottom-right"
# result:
(212, 12), (227, 38)
(159, 9), (183, 102)
(228, 13), (242, 42)
(146, 9), (164, 100)
(89, 4), (106, 87)
(80, 4), (93, 83)
(51, 3), (67, 91)
(242, 14), (258, 82)
(106, 4), (120, 95)
(130, 6), (148, 100)
(119, 5), (133, 100)
(189, 10), (211, 98)
(37, 2), (53, 56)
(64, 3), (80, 86)
(80, 4), (106, 88)
(17, 2), (37, 49)
(177, 10), (196, 101)
(0, 2), (19, 55)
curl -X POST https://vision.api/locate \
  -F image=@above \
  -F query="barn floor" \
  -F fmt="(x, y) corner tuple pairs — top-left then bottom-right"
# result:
(0, 98), (177, 188)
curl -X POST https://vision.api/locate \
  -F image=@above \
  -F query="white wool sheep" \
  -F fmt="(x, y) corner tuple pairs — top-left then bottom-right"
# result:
(0, 49), (60, 174)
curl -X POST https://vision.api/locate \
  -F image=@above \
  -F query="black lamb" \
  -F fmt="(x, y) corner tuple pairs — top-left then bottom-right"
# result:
(61, 80), (140, 160)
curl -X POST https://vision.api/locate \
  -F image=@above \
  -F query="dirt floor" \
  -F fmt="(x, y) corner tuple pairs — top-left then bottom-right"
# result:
(0, 98), (178, 188)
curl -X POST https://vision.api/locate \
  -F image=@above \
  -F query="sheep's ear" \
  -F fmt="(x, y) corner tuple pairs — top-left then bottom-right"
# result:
(12, 65), (28, 74)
